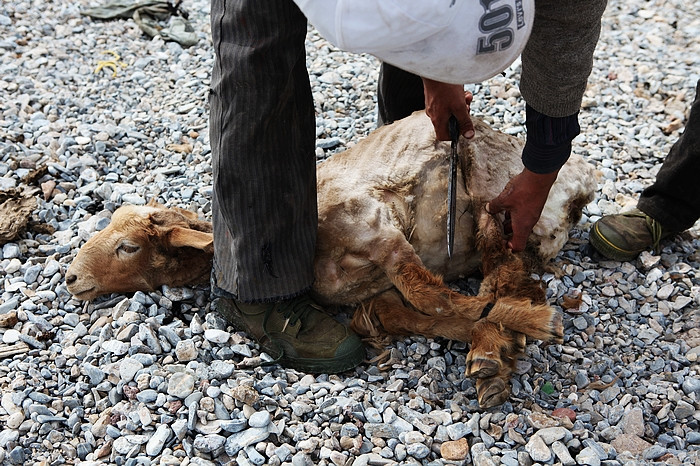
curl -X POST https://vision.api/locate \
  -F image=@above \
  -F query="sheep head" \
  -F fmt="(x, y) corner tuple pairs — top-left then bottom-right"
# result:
(66, 202), (213, 301)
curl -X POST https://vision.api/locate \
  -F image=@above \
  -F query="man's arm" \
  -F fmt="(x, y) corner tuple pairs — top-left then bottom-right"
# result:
(489, 0), (608, 251)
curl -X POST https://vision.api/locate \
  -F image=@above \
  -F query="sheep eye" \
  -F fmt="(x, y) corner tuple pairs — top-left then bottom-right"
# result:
(117, 242), (141, 255)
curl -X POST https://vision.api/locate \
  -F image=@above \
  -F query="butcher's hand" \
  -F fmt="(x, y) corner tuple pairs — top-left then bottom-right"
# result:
(422, 78), (475, 141)
(486, 168), (559, 252)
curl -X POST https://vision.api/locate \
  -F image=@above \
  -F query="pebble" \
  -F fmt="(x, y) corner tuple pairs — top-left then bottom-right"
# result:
(119, 357), (144, 382)
(204, 328), (230, 344)
(0, 1), (698, 465)
(2, 329), (20, 344)
(167, 372), (196, 399)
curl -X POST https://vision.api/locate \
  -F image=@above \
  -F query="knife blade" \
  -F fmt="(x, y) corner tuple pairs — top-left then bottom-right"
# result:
(447, 115), (459, 258)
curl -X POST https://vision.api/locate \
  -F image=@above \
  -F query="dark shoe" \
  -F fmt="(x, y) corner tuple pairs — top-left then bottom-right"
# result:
(212, 294), (364, 374)
(589, 208), (676, 261)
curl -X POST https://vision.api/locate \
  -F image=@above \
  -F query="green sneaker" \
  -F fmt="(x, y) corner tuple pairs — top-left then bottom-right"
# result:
(212, 294), (364, 374)
(589, 208), (676, 261)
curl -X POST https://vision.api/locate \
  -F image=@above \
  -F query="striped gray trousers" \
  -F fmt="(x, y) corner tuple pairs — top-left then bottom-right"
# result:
(209, 0), (316, 302)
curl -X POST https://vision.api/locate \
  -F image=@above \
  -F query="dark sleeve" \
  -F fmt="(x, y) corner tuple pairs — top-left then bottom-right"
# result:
(521, 104), (580, 174)
(519, 0), (608, 117)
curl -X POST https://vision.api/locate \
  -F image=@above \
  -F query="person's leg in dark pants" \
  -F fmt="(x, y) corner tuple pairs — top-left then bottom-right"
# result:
(377, 63), (425, 126)
(637, 79), (700, 232)
(210, 0), (315, 301)
(209, 0), (363, 373)
(590, 79), (700, 261)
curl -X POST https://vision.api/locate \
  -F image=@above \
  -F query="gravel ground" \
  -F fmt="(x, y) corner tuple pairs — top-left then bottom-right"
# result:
(1, 0), (699, 465)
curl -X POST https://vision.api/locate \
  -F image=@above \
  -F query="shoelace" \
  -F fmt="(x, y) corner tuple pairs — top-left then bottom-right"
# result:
(259, 295), (319, 366)
(644, 214), (665, 253)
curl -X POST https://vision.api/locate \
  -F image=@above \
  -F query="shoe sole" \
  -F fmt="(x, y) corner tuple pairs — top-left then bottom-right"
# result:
(589, 222), (641, 262)
(212, 298), (364, 374)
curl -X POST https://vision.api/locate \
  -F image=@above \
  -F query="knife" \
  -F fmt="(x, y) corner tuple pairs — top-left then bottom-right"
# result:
(447, 115), (459, 258)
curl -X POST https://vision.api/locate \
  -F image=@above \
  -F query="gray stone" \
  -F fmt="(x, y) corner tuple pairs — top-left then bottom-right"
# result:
(576, 446), (601, 466)
(83, 364), (105, 385)
(221, 419), (248, 433)
(172, 419), (188, 440)
(146, 424), (172, 456)
(686, 431), (700, 444)
(341, 423), (359, 437)
(406, 442), (430, 459)
(245, 445), (266, 465)
(364, 407), (382, 423)
(224, 427), (270, 456)
(175, 339), (198, 361)
(682, 377), (700, 396)
(363, 423), (397, 439)
(673, 400), (696, 419)
(248, 411), (271, 428)
(535, 426), (570, 444)
(168, 372), (195, 398)
(617, 407), (644, 437)
(136, 389), (159, 403)
(446, 421), (471, 440)
(193, 434), (226, 453)
(8, 446), (25, 465)
(551, 440), (576, 466)
(642, 445), (667, 460)
(119, 357), (144, 382)
(525, 435), (551, 462)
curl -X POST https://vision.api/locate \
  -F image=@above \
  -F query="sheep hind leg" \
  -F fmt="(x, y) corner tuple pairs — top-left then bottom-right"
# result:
(384, 255), (563, 344)
(483, 298), (564, 344)
(352, 289), (480, 343)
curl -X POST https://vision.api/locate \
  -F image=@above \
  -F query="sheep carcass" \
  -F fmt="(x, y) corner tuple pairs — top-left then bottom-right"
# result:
(66, 111), (596, 407)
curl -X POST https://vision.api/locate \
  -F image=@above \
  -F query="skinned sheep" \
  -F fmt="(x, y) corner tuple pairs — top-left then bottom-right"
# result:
(66, 111), (596, 407)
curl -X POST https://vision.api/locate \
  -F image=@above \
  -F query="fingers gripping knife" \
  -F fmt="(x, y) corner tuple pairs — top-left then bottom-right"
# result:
(447, 115), (459, 258)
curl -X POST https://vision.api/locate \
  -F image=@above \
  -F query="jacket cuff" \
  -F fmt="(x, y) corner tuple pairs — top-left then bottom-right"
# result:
(522, 104), (580, 174)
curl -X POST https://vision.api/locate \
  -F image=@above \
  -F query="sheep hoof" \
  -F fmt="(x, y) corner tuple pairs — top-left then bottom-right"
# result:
(465, 355), (501, 379)
(476, 377), (511, 409)
(549, 311), (564, 344)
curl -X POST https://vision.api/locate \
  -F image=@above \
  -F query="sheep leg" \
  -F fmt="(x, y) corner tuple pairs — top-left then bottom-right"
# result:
(480, 298), (563, 344)
(382, 249), (562, 342)
(469, 323), (529, 409)
(381, 242), (494, 320)
(352, 289), (480, 342)
(465, 319), (512, 378)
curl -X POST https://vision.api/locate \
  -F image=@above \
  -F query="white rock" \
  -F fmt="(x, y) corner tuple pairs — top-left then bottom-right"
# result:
(4, 258), (21, 274)
(2, 329), (21, 344)
(7, 412), (24, 429)
(119, 357), (144, 382)
(146, 424), (172, 456)
(167, 372), (195, 398)
(525, 434), (552, 462)
(204, 329), (230, 344)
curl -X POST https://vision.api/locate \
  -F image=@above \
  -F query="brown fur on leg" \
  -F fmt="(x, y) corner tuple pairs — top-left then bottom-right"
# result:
(475, 203), (546, 303)
(480, 298), (563, 343)
(376, 253), (563, 343)
(357, 290), (487, 342)
(466, 319), (513, 379)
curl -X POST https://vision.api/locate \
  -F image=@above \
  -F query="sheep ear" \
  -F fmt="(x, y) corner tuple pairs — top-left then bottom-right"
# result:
(168, 227), (213, 253)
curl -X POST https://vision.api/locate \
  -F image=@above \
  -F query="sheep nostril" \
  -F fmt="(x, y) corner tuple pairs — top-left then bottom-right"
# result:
(65, 273), (77, 285)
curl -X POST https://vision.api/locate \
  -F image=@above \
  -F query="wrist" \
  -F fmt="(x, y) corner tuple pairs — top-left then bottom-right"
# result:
(523, 103), (580, 174)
